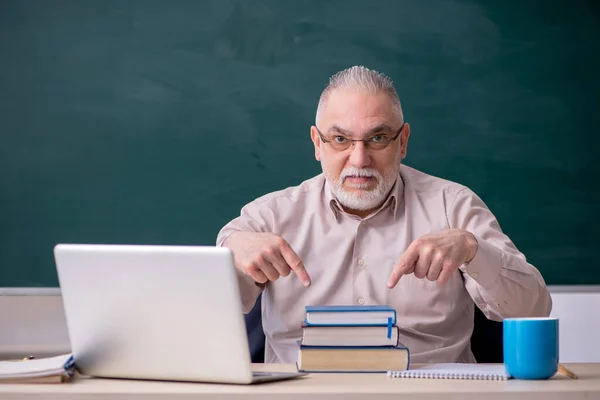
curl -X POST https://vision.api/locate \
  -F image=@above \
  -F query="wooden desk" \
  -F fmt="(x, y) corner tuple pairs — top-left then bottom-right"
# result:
(1, 363), (599, 400)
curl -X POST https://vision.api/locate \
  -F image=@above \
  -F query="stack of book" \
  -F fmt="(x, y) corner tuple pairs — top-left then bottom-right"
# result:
(297, 305), (410, 373)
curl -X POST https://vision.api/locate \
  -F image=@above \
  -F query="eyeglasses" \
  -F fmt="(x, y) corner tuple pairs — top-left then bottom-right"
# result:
(315, 123), (405, 152)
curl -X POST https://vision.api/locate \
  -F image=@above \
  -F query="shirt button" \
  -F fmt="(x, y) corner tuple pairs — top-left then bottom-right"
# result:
(470, 272), (479, 278)
(357, 258), (365, 266)
(357, 297), (365, 305)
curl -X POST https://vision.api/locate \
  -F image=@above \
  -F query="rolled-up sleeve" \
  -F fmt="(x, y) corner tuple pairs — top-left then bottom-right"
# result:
(216, 200), (274, 313)
(449, 188), (552, 321)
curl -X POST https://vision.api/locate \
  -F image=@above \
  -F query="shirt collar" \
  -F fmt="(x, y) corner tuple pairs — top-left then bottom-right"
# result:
(324, 172), (404, 221)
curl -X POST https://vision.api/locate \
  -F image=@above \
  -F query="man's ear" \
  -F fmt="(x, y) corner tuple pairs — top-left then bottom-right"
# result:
(400, 123), (410, 159)
(310, 126), (321, 161)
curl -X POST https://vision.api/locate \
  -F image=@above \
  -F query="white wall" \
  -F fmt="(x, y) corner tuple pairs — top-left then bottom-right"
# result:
(0, 289), (69, 359)
(549, 288), (600, 363)
(1, 287), (599, 362)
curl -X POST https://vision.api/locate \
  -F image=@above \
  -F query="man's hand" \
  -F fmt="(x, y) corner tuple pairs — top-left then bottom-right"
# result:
(387, 229), (478, 288)
(223, 232), (311, 287)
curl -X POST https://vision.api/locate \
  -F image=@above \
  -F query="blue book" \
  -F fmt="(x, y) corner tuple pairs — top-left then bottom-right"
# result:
(304, 305), (397, 327)
(301, 324), (400, 347)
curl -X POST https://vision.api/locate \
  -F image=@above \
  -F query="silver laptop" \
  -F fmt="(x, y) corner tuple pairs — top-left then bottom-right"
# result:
(54, 243), (306, 384)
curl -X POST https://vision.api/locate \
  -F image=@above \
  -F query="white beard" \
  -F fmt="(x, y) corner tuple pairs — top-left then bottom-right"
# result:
(324, 165), (399, 211)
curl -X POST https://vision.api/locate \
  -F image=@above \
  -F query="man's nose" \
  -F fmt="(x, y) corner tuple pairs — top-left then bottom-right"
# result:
(348, 141), (371, 168)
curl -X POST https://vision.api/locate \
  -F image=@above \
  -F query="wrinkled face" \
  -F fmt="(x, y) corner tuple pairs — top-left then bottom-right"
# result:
(310, 89), (410, 215)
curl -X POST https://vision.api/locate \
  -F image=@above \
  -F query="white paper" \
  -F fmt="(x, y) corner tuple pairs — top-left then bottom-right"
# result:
(0, 354), (73, 379)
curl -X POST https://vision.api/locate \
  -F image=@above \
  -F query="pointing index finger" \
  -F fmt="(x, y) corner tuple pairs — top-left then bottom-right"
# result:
(280, 241), (311, 287)
(387, 242), (420, 288)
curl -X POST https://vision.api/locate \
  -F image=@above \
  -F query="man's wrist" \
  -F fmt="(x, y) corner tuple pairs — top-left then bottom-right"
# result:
(464, 231), (478, 264)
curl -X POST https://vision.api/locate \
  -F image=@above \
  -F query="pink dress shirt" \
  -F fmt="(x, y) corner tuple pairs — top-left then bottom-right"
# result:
(217, 165), (552, 363)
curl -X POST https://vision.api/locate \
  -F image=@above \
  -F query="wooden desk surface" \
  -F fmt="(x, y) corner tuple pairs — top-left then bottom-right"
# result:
(1, 363), (599, 400)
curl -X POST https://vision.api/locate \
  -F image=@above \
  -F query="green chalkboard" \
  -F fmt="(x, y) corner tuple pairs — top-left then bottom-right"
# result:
(1, 0), (598, 287)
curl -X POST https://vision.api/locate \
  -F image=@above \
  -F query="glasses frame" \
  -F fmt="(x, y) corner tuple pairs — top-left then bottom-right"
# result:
(315, 122), (405, 151)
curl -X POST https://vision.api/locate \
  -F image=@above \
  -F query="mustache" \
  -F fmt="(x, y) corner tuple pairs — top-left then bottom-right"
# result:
(340, 168), (380, 179)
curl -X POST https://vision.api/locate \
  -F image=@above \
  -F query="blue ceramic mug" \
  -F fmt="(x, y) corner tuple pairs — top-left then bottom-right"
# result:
(503, 317), (559, 380)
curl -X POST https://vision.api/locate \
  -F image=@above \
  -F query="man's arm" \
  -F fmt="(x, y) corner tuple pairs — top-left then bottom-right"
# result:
(216, 201), (273, 313)
(450, 188), (552, 321)
(217, 199), (310, 313)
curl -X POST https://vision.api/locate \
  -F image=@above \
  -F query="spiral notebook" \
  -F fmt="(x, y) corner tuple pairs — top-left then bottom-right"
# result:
(0, 354), (75, 383)
(387, 363), (509, 381)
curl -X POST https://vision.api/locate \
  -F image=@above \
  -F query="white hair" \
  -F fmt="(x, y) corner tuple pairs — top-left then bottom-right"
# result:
(315, 66), (404, 125)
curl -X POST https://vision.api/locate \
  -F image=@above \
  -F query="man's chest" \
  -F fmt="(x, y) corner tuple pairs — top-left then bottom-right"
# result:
(266, 210), (469, 331)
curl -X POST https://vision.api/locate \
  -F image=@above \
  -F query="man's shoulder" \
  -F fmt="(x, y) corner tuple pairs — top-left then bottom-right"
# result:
(400, 164), (468, 196)
(249, 174), (326, 209)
